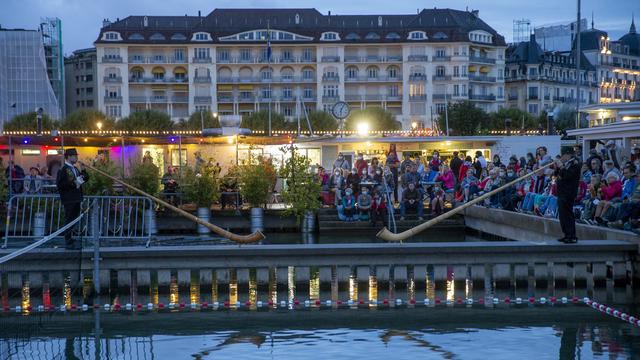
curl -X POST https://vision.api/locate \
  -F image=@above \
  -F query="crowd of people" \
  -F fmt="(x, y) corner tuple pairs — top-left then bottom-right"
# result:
(1, 157), (58, 195)
(316, 142), (640, 235)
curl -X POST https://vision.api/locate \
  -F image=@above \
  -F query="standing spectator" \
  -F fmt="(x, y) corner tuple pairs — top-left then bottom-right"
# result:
(161, 166), (179, 205)
(194, 151), (206, 174)
(555, 148), (581, 243)
(473, 151), (486, 179)
(354, 153), (368, 176)
(23, 167), (43, 194)
(329, 168), (345, 206)
(400, 153), (414, 174)
(449, 151), (462, 181)
(492, 154), (503, 168)
(142, 151), (153, 164)
(631, 147), (640, 163)
(385, 144), (400, 202)
(332, 152), (350, 174)
(429, 151), (441, 172)
(604, 140), (621, 169)
(400, 182), (424, 221)
(357, 186), (372, 221)
(5, 161), (25, 194)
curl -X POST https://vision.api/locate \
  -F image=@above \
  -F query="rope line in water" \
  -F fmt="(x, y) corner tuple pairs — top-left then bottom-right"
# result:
(584, 298), (640, 327)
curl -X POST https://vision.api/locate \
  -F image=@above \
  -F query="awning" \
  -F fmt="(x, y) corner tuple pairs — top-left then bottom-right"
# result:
(151, 85), (166, 90)
(217, 85), (233, 91)
(468, 65), (477, 72)
(173, 67), (187, 74)
(479, 66), (490, 73)
(152, 67), (165, 74)
(173, 84), (188, 91)
(238, 84), (254, 90)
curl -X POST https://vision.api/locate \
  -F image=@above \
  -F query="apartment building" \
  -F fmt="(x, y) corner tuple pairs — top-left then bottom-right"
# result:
(95, 8), (507, 128)
(64, 48), (98, 114)
(505, 34), (598, 116)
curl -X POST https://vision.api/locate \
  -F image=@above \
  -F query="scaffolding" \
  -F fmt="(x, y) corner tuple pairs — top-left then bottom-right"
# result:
(512, 19), (532, 44)
(40, 17), (64, 119)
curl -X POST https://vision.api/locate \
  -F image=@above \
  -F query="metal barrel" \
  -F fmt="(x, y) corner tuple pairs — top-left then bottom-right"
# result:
(145, 208), (157, 235)
(301, 210), (316, 233)
(196, 207), (211, 235)
(250, 207), (264, 233)
(32, 212), (46, 237)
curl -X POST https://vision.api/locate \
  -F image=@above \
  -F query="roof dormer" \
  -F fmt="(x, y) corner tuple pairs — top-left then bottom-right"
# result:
(320, 32), (340, 41)
(408, 31), (427, 40)
(102, 31), (122, 41)
(192, 32), (212, 41)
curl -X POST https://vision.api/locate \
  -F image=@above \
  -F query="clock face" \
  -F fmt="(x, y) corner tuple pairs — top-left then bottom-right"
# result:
(332, 101), (350, 120)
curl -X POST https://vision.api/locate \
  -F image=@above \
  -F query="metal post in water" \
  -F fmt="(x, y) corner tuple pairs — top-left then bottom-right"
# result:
(92, 203), (100, 296)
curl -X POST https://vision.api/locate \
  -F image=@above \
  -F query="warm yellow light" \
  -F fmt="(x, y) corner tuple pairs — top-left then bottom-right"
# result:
(227, 136), (234, 144)
(83, 138), (88, 142)
(411, 121), (418, 129)
(213, 112), (218, 118)
(96, 122), (103, 130)
(141, 139), (145, 143)
(356, 122), (370, 137)
(445, 141), (451, 145)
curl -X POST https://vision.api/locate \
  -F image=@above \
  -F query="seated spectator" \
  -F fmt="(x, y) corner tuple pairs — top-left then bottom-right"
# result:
(338, 188), (357, 221)
(220, 170), (242, 210)
(525, 152), (536, 171)
(603, 160), (622, 180)
(492, 154), (503, 168)
(329, 169), (345, 206)
(359, 168), (373, 183)
(580, 174), (603, 223)
(401, 164), (420, 190)
(481, 168), (504, 208)
(370, 190), (387, 226)
(400, 153), (414, 174)
(317, 167), (329, 191)
(346, 168), (360, 193)
(354, 153), (368, 176)
(430, 183), (445, 215)
(458, 156), (473, 183)
(368, 157), (380, 177)
(460, 168), (479, 202)
(400, 182), (424, 220)
(429, 151), (441, 172)
(357, 187), (372, 221)
(594, 172), (622, 224)
(436, 164), (455, 193)
(23, 167), (42, 194)
(606, 164), (638, 229)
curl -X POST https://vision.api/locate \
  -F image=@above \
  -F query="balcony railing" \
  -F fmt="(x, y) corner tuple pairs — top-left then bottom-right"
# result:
(469, 94), (496, 101)
(469, 56), (496, 64)
(128, 56), (187, 64)
(194, 96), (212, 104)
(508, 94), (518, 100)
(409, 95), (427, 101)
(345, 94), (362, 101)
(217, 95), (235, 103)
(409, 74), (427, 81)
(102, 56), (122, 63)
(543, 95), (550, 100)
(322, 75), (340, 82)
(129, 96), (147, 103)
(432, 75), (452, 81)
(528, 94), (539, 100)
(192, 57), (212, 63)
(432, 55), (451, 62)
(103, 96), (122, 103)
(321, 56), (340, 62)
(344, 75), (402, 82)
(129, 77), (188, 84)
(103, 76), (122, 83)
(432, 93), (452, 100)
(239, 95), (256, 103)
(322, 95), (340, 102)
(194, 76), (212, 83)
(171, 96), (189, 103)
(408, 55), (428, 61)
(468, 74), (496, 82)
(149, 96), (168, 103)
(302, 95), (317, 101)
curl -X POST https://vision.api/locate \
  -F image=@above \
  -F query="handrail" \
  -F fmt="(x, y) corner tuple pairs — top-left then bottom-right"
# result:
(377, 162), (556, 242)
(80, 162), (265, 244)
(0, 200), (93, 261)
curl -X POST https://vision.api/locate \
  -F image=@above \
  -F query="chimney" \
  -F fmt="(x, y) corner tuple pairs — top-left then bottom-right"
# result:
(198, 10), (201, 17)
(471, 10), (479, 18)
(102, 18), (111, 28)
(328, 10), (331, 16)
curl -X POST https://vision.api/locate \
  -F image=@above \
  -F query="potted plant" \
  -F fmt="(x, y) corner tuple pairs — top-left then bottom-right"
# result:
(129, 160), (160, 236)
(182, 165), (220, 236)
(279, 146), (321, 232)
(239, 157), (276, 232)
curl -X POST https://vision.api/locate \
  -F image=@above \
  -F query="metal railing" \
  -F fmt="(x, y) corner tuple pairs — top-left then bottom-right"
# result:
(381, 174), (397, 234)
(3, 194), (154, 247)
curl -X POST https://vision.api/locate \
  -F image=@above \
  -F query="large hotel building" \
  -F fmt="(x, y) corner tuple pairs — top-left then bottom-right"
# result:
(95, 8), (507, 129)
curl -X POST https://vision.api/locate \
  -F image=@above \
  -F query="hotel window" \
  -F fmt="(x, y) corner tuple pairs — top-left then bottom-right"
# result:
(453, 84), (460, 96)
(282, 87), (292, 99)
(195, 105), (210, 112)
(302, 48), (313, 61)
(528, 103), (538, 114)
(195, 48), (210, 59)
(498, 87), (503, 98)
(436, 66), (446, 76)
(387, 67), (397, 79)
(435, 103), (446, 114)
(106, 105), (121, 118)
(218, 49), (230, 61)
(388, 85), (399, 97)
(261, 68), (272, 80)
(409, 31), (426, 40)
(282, 106), (293, 117)
(435, 48), (446, 57)
(346, 67), (358, 79)
(409, 83), (424, 96)
(303, 88), (314, 98)
(261, 87), (272, 99)
(453, 66), (460, 77)
(367, 67), (378, 79)
(321, 32), (339, 41)
(303, 69), (314, 80)
(174, 49), (184, 61)
(194, 32), (211, 41)
(240, 49), (251, 61)
(529, 68), (537, 76)
(281, 49), (292, 61)
(323, 85), (338, 97)
(462, 66), (468, 76)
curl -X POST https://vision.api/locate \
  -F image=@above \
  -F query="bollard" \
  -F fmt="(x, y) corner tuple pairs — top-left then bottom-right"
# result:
(301, 210), (316, 233)
(145, 208), (157, 236)
(32, 212), (46, 237)
(196, 207), (211, 236)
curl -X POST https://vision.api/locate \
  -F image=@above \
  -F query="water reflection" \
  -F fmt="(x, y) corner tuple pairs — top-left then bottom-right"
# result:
(169, 272), (179, 305)
(190, 270), (200, 305)
(287, 266), (295, 309)
(446, 266), (455, 305)
(229, 269), (238, 308)
(309, 267), (320, 305)
(268, 267), (277, 308)
(20, 278), (29, 312)
(248, 268), (257, 310)
(63, 273), (72, 309)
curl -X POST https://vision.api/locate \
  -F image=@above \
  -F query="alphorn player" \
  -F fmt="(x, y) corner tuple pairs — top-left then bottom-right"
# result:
(56, 148), (89, 250)
(555, 147), (581, 244)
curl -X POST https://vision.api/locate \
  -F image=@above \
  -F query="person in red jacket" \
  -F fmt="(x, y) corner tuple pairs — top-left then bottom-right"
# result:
(458, 156), (473, 183)
(594, 172), (623, 224)
(354, 153), (368, 177)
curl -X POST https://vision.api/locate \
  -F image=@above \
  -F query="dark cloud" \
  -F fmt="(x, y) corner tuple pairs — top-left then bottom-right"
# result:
(1, 0), (637, 53)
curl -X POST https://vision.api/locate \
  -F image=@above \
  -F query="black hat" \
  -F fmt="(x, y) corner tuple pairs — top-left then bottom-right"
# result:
(64, 148), (78, 157)
(561, 147), (575, 155)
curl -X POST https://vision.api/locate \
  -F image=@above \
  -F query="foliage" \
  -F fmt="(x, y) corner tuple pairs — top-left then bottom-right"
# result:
(177, 111), (221, 130)
(83, 158), (119, 195)
(438, 101), (489, 136)
(129, 161), (160, 197)
(553, 105), (577, 131)
(0, 171), (7, 205)
(116, 110), (173, 131)
(182, 165), (220, 208)
(239, 157), (276, 207)
(61, 109), (115, 131)
(4, 112), (58, 132)
(241, 110), (292, 131)
(279, 145), (321, 223)
(306, 110), (338, 132)
(486, 107), (539, 132)
(344, 107), (402, 132)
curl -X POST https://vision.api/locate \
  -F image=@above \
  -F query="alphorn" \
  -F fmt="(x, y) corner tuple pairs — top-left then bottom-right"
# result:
(377, 162), (556, 242)
(80, 162), (265, 244)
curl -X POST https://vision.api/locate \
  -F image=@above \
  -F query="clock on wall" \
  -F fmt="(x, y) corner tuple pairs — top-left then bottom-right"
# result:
(331, 101), (350, 120)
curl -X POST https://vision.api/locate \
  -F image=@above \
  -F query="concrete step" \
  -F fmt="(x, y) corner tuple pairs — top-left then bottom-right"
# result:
(318, 218), (463, 231)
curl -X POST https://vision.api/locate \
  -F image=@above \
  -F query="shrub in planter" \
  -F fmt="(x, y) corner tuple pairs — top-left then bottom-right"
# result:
(182, 165), (220, 209)
(239, 159), (276, 208)
(129, 161), (160, 197)
(279, 146), (321, 223)
(83, 158), (119, 195)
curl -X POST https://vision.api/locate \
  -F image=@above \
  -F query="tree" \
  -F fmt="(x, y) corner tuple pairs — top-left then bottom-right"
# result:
(279, 145), (321, 223)
(239, 157), (276, 208)
(116, 110), (173, 132)
(486, 107), (539, 132)
(553, 105), (578, 131)
(129, 161), (160, 196)
(240, 110), (292, 132)
(438, 101), (488, 136)
(344, 107), (401, 132)
(305, 110), (338, 132)
(176, 111), (221, 130)
(182, 164), (220, 208)
(3, 112), (57, 132)
(61, 109), (115, 131)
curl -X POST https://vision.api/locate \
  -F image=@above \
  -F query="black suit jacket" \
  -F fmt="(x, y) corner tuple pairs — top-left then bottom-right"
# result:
(56, 163), (88, 204)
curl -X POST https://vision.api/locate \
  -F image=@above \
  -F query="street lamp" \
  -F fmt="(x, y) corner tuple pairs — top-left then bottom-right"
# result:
(356, 122), (370, 137)
(96, 121), (103, 131)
